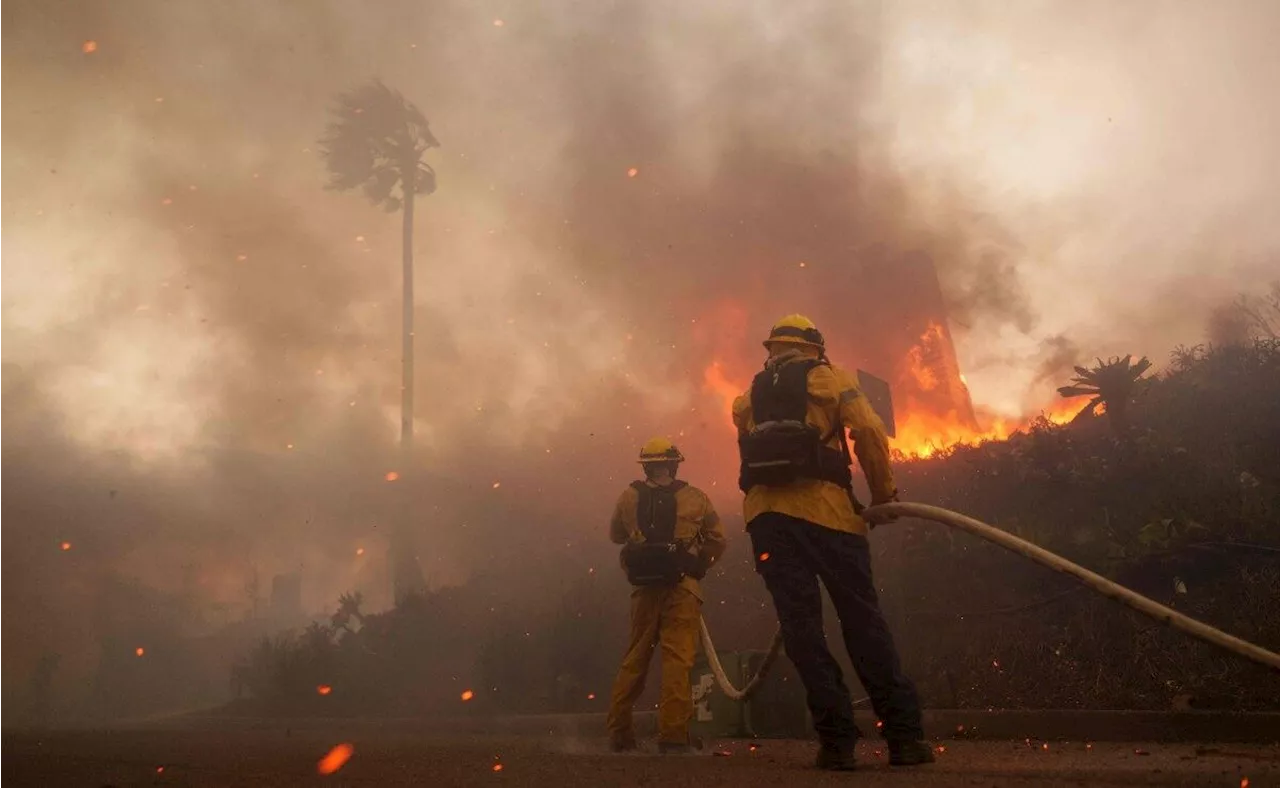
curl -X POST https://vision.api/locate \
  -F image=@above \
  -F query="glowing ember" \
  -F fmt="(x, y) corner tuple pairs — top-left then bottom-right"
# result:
(935, 745), (946, 754)
(60, 541), (72, 551)
(235, 253), (248, 262)
(492, 763), (504, 772)
(156, 766), (164, 774)
(356, 547), (365, 556)
(493, 19), (504, 27)
(1241, 778), (1250, 787)
(587, 693), (596, 700)
(135, 647), (145, 657)
(758, 552), (770, 562)
(1086, 743), (1093, 751)
(875, 720), (884, 730)
(82, 40), (98, 53)
(355, 235), (365, 242)
(492, 482), (501, 489)
(385, 471), (400, 482)
(461, 689), (475, 701)
(627, 167), (639, 178)
(798, 261), (807, 268)
(992, 659), (1000, 669)
(317, 743), (354, 775)
(317, 685), (332, 695)
(1041, 743), (1049, 751)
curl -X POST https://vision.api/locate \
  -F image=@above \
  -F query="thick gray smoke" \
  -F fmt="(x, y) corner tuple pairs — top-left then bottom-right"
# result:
(4, 0), (1279, 714)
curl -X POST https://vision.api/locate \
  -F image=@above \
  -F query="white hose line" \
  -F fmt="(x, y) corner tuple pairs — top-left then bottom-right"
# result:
(865, 502), (1280, 672)
(698, 616), (784, 701)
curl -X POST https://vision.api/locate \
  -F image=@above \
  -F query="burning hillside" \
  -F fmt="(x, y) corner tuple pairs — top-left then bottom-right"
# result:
(695, 251), (1089, 461)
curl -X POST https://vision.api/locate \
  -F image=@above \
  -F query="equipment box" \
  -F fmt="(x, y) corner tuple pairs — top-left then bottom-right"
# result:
(690, 649), (810, 740)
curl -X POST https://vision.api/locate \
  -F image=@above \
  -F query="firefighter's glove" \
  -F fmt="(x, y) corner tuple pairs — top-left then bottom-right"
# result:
(680, 551), (708, 580)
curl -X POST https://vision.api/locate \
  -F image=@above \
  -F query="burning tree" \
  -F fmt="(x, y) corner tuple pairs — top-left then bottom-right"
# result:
(1057, 355), (1152, 436)
(320, 80), (439, 600)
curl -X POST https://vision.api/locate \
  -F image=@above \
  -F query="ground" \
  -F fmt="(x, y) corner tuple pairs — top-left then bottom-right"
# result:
(4, 728), (1277, 787)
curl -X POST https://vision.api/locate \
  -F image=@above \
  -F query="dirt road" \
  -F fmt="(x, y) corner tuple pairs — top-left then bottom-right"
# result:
(4, 727), (1277, 787)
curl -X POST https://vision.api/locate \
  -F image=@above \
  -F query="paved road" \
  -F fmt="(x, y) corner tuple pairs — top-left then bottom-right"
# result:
(4, 728), (1277, 787)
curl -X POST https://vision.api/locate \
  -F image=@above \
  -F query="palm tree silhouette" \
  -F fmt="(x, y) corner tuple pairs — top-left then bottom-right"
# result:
(1058, 355), (1152, 436)
(321, 81), (438, 601)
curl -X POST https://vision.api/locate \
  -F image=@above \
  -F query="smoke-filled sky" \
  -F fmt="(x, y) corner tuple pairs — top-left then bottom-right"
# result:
(4, 0), (1279, 694)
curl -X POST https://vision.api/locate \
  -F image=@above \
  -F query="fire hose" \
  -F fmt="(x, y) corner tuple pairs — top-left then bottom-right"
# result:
(698, 502), (1280, 702)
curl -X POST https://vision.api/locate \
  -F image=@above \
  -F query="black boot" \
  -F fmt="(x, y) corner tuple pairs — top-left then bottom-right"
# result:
(888, 740), (935, 766)
(815, 746), (857, 771)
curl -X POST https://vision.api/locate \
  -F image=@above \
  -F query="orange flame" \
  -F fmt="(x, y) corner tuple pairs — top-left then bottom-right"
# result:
(703, 361), (741, 421)
(461, 689), (475, 701)
(60, 541), (72, 551)
(317, 685), (332, 696)
(384, 471), (400, 482)
(82, 40), (98, 54)
(492, 763), (504, 772)
(135, 647), (146, 657)
(317, 743), (354, 775)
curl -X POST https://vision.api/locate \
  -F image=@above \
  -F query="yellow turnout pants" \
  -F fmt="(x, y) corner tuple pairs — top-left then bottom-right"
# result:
(606, 584), (702, 746)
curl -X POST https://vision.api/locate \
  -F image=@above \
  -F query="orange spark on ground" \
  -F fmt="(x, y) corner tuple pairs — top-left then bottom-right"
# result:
(627, 167), (639, 178)
(156, 766), (164, 774)
(82, 40), (98, 53)
(461, 689), (475, 701)
(384, 471), (400, 482)
(135, 647), (145, 657)
(317, 685), (332, 696)
(492, 763), (504, 772)
(587, 693), (596, 700)
(60, 541), (72, 551)
(317, 743), (354, 775)
(356, 547), (365, 556)
(492, 482), (501, 489)
(936, 745), (946, 754)
(758, 552), (770, 562)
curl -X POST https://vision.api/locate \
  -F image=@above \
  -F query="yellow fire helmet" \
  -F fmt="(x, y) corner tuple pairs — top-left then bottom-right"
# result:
(764, 313), (825, 350)
(638, 437), (685, 464)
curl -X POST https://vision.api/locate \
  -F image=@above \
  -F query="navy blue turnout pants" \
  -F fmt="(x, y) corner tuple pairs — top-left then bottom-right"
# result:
(748, 511), (924, 751)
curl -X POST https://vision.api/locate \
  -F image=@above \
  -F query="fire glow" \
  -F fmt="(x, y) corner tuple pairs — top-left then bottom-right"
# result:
(701, 318), (1090, 462)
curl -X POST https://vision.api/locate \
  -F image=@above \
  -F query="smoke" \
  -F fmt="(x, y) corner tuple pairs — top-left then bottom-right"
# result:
(5, 0), (1280, 715)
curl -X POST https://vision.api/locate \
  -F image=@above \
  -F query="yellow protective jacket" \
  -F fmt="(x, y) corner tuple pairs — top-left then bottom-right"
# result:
(732, 349), (897, 536)
(610, 480), (726, 601)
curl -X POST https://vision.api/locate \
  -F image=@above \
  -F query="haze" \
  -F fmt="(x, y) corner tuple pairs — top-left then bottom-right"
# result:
(3, 0), (1278, 712)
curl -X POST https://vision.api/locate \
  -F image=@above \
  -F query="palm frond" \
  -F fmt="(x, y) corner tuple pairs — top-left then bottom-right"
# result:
(318, 79), (440, 209)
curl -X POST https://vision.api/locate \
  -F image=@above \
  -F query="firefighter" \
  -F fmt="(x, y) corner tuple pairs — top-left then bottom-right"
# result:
(732, 314), (933, 771)
(606, 437), (727, 754)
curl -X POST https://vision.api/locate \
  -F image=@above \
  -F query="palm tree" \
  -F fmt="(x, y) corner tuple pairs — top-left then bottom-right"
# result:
(320, 80), (439, 453)
(1058, 355), (1152, 435)
(321, 81), (437, 602)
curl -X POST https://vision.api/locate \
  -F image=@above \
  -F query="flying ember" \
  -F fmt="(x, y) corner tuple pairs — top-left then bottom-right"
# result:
(317, 744), (354, 775)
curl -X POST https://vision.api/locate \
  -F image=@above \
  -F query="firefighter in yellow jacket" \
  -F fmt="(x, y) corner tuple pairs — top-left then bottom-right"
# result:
(733, 314), (933, 771)
(606, 438), (726, 754)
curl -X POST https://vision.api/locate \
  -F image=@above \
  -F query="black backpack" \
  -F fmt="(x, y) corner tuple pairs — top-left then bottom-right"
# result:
(620, 481), (702, 586)
(737, 358), (854, 493)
